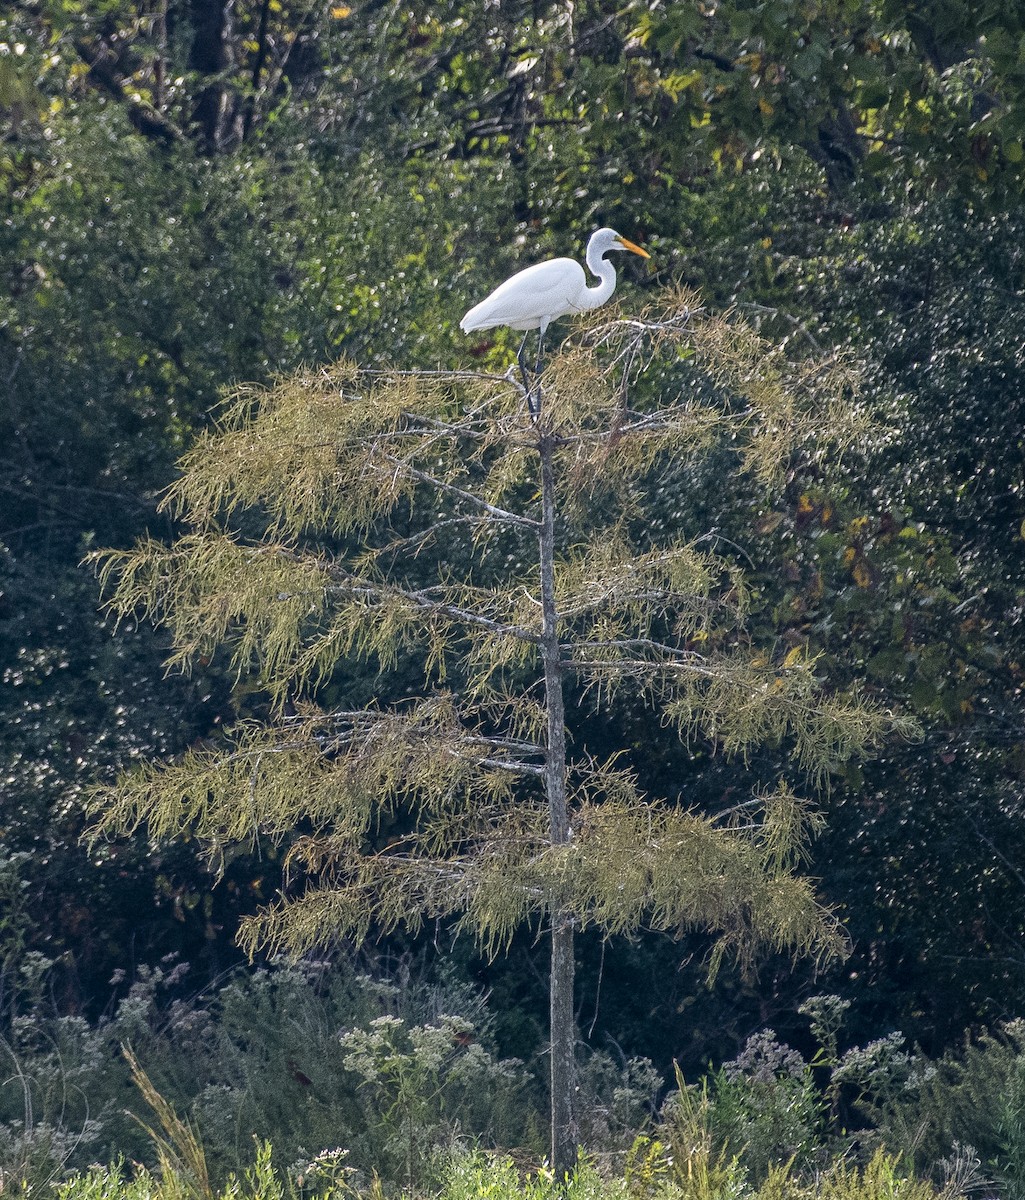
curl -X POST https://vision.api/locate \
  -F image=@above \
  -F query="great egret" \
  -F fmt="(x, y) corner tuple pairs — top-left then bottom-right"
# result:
(460, 227), (650, 413)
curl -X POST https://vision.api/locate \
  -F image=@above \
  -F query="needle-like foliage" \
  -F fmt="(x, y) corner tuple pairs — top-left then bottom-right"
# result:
(88, 294), (909, 1171)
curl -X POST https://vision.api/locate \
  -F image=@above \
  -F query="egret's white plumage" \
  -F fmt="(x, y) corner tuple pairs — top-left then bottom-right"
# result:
(460, 228), (650, 339)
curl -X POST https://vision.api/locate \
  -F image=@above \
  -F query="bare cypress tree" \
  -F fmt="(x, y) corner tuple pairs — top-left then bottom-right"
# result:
(91, 295), (905, 1173)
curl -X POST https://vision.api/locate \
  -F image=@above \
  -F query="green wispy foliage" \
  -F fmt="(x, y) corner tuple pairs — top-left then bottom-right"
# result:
(89, 295), (905, 971)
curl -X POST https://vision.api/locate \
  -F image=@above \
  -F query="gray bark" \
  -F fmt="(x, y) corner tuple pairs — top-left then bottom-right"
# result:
(538, 429), (577, 1174)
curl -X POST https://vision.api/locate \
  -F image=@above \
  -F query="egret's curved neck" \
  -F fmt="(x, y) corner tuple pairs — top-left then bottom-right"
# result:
(580, 242), (618, 310)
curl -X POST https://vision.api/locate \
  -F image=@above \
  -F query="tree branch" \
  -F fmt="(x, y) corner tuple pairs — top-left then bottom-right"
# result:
(372, 515), (513, 558)
(320, 575), (541, 645)
(565, 638), (721, 680)
(381, 455), (539, 528)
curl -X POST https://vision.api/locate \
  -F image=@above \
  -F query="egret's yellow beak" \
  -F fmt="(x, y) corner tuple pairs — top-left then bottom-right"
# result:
(616, 235), (650, 259)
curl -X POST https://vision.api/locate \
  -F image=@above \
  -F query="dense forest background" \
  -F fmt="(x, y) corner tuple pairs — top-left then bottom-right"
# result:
(2, 0), (1025, 1189)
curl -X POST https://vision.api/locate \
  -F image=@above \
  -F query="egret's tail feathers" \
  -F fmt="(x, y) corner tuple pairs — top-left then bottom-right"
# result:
(460, 301), (495, 333)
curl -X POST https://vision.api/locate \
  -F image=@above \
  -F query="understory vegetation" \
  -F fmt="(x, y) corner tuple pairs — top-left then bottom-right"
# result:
(3, 956), (1025, 1198)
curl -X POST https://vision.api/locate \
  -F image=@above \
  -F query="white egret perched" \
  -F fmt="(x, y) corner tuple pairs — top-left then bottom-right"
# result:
(460, 227), (650, 413)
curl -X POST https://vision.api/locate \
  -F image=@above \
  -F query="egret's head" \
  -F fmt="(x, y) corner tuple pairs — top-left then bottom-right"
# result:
(591, 227), (650, 259)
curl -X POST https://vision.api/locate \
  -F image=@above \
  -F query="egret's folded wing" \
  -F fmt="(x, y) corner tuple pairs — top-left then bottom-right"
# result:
(460, 258), (586, 331)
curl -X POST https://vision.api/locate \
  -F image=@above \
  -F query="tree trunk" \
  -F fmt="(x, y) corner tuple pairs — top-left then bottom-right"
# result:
(538, 427), (577, 1174)
(548, 911), (577, 1173)
(189, 0), (236, 150)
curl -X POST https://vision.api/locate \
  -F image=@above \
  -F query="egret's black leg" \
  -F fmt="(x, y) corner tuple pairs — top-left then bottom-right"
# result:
(516, 332), (532, 394)
(526, 328), (545, 418)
